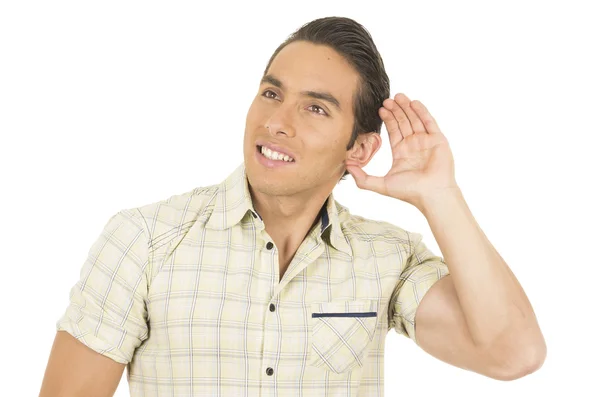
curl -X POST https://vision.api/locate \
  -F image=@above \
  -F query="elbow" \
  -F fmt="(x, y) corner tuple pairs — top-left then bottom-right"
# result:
(487, 336), (547, 381)
(493, 351), (546, 381)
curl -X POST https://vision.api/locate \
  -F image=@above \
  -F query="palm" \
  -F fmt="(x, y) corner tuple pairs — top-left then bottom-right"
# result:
(384, 131), (454, 204)
(346, 93), (458, 208)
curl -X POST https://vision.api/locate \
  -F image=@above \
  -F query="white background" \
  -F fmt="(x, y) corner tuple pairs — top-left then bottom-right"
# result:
(1, 0), (598, 395)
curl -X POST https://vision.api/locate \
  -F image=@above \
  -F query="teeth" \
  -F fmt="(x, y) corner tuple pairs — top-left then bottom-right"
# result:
(260, 146), (294, 162)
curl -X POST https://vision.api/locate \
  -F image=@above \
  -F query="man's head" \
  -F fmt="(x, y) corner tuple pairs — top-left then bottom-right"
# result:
(244, 16), (390, 198)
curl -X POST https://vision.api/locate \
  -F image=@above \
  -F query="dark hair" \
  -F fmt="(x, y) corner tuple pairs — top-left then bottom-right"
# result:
(263, 16), (390, 180)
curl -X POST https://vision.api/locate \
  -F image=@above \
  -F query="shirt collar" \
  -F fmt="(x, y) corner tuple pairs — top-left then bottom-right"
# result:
(205, 162), (352, 256)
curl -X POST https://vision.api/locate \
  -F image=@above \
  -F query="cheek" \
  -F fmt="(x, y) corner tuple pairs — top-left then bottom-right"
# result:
(306, 134), (348, 161)
(246, 99), (265, 125)
(244, 103), (261, 147)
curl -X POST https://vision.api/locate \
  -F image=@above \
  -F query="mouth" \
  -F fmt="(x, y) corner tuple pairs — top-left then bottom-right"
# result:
(256, 145), (296, 163)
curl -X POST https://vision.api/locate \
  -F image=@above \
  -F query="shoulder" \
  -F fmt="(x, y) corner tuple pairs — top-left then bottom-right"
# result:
(336, 201), (418, 250)
(115, 183), (222, 273)
(123, 183), (219, 236)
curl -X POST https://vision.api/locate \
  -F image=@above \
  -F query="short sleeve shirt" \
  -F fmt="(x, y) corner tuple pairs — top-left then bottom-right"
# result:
(56, 162), (450, 396)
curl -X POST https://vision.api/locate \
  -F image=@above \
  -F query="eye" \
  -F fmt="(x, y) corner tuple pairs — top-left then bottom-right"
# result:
(307, 105), (328, 116)
(262, 89), (279, 100)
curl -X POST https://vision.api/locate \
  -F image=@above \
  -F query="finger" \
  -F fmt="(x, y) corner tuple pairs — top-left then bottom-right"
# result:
(379, 107), (404, 148)
(383, 97), (414, 138)
(346, 165), (386, 195)
(410, 100), (442, 134)
(394, 93), (426, 135)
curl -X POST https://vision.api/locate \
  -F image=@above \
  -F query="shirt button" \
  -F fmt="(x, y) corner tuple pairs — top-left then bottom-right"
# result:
(266, 367), (274, 376)
(269, 303), (275, 312)
(266, 242), (274, 250)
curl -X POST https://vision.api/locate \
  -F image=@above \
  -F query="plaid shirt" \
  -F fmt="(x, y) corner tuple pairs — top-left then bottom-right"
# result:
(56, 161), (449, 396)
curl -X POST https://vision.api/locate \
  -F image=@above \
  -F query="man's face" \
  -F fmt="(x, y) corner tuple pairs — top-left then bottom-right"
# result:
(244, 40), (360, 197)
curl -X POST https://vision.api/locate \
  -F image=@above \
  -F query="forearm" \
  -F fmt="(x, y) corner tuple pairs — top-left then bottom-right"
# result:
(417, 188), (544, 353)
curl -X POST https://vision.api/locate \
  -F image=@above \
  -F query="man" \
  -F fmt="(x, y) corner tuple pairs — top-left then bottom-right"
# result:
(39, 16), (546, 397)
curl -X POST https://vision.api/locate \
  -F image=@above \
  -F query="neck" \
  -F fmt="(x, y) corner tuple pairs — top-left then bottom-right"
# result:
(249, 183), (331, 244)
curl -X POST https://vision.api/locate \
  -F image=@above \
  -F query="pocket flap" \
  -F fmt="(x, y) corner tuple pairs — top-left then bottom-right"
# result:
(311, 299), (379, 318)
(309, 299), (380, 374)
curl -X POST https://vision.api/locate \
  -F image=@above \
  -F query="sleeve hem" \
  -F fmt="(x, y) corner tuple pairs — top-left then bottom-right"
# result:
(56, 325), (130, 365)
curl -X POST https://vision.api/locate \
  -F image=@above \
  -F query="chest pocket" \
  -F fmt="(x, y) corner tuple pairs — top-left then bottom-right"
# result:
(309, 299), (379, 374)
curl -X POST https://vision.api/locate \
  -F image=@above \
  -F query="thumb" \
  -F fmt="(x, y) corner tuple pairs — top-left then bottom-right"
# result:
(346, 165), (385, 194)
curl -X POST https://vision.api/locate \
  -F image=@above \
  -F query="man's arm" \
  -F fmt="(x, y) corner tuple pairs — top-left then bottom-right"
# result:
(42, 209), (150, 395)
(38, 331), (125, 397)
(413, 187), (546, 380)
(414, 274), (534, 380)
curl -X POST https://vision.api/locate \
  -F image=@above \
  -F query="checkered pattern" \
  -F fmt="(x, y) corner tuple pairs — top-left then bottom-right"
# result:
(56, 161), (449, 396)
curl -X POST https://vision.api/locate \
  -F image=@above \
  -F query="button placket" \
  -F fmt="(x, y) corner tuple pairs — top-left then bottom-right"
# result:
(261, 235), (279, 376)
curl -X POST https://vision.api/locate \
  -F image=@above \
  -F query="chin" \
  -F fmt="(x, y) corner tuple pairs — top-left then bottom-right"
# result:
(246, 168), (296, 197)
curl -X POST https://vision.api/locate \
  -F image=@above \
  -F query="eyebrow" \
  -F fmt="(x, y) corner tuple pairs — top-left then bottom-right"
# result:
(260, 74), (341, 111)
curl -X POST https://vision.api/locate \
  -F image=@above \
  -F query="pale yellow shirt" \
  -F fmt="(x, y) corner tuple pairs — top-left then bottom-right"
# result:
(56, 162), (450, 396)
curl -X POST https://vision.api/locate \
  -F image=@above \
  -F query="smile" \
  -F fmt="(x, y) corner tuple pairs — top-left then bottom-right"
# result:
(257, 145), (295, 162)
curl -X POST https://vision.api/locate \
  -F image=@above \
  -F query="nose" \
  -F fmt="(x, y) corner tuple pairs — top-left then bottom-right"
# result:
(264, 102), (296, 137)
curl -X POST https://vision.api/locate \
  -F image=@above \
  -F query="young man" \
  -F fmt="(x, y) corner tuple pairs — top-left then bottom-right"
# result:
(39, 17), (546, 397)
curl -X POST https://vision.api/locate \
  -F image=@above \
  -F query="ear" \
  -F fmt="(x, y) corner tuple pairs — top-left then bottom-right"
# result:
(345, 132), (382, 168)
